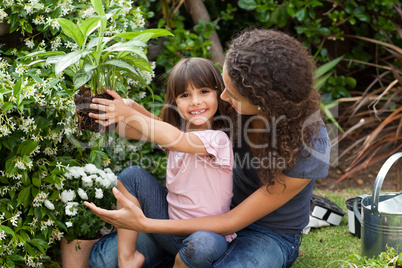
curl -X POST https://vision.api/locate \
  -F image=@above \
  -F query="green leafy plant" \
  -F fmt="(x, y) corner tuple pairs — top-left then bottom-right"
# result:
(0, 0), (168, 266)
(25, 0), (171, 132)
(342, 246), (402, 267)
(26, 0), (171, 95)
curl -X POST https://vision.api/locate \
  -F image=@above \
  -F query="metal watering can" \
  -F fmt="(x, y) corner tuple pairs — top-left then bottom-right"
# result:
(353, 152), (402, 258)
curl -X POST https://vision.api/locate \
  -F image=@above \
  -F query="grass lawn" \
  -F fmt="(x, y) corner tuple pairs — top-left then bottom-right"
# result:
(293, 188), (370, 268)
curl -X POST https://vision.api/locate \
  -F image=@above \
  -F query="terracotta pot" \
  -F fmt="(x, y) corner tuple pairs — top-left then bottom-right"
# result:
(60, 237), (100, 268)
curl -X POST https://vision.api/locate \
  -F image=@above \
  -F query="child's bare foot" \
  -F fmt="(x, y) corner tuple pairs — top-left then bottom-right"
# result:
(118, 250), (145, 268)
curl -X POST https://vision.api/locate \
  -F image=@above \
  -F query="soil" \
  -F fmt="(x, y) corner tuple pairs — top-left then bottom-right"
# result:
(315, 138), (401, 192)
(74, 87), (117, 133)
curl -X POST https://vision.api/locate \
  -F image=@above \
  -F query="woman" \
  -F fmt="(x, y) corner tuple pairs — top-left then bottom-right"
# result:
(85, 28), (331, 267)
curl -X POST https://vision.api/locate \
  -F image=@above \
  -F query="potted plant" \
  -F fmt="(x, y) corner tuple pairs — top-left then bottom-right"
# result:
(57, 163), (118, 267)
(26, 0), (172, 132)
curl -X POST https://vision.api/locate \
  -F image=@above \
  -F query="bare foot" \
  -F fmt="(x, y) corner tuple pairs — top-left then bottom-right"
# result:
(118, 250), (145, 268)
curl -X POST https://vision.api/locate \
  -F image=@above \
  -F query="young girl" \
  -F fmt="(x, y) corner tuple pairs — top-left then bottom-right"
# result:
(88, 57), (236, 267)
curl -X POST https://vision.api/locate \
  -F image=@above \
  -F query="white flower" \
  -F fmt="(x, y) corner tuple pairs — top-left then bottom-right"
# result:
(0, 230), (6, 241)
(84, 163), (99, 174)
(95, 188), (103, 199)
(65, 202), (79, 216)
(138, 91), (146, 99)
(82, 175), (93, 187)
(60, 190), (76, 203)
(44, 200), (55, 210)
(66, 166), (86, 178)
(10, 212), (21, 227)
(0, 9), (7, 21)
(77, 188), (88, 200)
(65, 222), (73, 228)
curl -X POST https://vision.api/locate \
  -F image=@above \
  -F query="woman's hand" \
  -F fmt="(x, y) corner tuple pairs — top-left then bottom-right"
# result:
(89, 90), (134, 127)
(84, 188), (149, 232)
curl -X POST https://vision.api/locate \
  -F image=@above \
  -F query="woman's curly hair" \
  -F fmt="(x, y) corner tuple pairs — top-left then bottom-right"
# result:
(225, 28), (322, 188)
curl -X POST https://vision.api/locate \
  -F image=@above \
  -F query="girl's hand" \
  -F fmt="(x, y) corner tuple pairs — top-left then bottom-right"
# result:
(84, 188), (148, 231)
(89, 90), (134, 127)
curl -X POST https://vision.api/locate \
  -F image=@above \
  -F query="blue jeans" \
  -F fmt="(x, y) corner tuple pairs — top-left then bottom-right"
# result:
(88, 166), (301, 267)
(88, 166), (227, 268)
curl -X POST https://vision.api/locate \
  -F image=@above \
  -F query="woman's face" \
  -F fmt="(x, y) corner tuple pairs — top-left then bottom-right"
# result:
(221, 64), (261, 115)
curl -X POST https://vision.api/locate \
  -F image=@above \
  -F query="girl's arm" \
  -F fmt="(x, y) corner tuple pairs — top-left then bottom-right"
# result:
(85, 173), (311, 236)
(115, 99), (162, 140)
(90, 90), (209, 155)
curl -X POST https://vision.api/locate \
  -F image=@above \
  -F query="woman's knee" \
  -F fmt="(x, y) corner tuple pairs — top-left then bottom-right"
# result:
(88, 232), (118, 268)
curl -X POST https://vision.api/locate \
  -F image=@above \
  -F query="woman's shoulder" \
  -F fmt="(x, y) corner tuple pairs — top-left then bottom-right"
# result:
(284, 122), (331, 180)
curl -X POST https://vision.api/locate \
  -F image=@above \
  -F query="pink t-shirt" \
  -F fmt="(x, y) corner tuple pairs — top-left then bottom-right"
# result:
(165, 130), (236, 241)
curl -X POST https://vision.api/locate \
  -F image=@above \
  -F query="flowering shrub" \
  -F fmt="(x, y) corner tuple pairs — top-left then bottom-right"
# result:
(0, 0), (167, 267)
(59, 164), (117, 241)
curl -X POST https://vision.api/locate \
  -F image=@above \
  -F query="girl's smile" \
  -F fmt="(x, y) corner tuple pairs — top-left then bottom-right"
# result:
(175, 85), (218, 131)
(189, 108), (208, 115)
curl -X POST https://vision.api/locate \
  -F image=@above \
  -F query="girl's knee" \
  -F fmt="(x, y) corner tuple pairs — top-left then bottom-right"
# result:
(180, 231), (227, 267)
(118, 165), (149, 185)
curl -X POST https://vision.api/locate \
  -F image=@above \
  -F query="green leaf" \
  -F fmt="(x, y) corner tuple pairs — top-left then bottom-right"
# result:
(79, 17), (101, 38)
(314, 72), (333, 90)
(91, 0), (105, 16)
(8, 254), (25, 262)
(73, 64), (97, 89)
(46, 55), (65, 65)
(104, 41), (147, 60)
(32, 176), (41, 188)
(90, 0), (106, 31)
(124, 58), (152, 73)
(24, 50), (65, 58)
(320, 102), (344, 132)
(57, 18), (85, 47)
(295, 8), (307, 21)
(5, 256), (15, 268)
(345, 77), (357, 88)
(238, 0), (257, 11)
(13, 78), (23, 96)
(2, 102), (14, 112)
(55, 50), (85, 76)
(103, 59), (141, 77)
(133, 32), (157, 43)
(28, 239), (50, 255)
(314, 56), (344, 79)
(116, 29), (173, 41)
(17, 186), (31, 207)
(17, 140), (38, 156)
(0, 225), (16, 238)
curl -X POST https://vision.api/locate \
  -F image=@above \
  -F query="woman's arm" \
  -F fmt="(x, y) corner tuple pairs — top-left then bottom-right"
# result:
(90, 90), (209, 155)
(85, 173), (311, 236)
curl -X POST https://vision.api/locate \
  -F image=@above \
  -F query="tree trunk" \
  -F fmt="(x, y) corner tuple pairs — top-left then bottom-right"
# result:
(184, 0), (225, 67)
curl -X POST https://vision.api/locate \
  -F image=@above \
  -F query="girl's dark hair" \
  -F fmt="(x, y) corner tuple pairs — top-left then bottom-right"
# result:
(160, 57), (232, 131)
(225, 28), (322, 188)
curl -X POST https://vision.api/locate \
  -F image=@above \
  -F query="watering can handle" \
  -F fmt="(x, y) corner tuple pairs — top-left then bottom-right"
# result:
(371, 152), (402, 213)
(353, 194), (369, 224)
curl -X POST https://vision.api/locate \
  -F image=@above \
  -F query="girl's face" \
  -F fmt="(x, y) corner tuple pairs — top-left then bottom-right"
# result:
(221, 64), (261, 115)
(175, 83), (218, 131)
